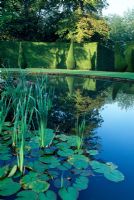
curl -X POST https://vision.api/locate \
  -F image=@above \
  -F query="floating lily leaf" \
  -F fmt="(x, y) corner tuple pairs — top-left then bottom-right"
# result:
(58, 187), (79, 200)
(54, 178), (71, 188)
(30, 180), (50, 193)
(20, 171), (38, 189)
(74, 149), (83, 154)
(38, 174), (49, 181)
(28, 136), (40, 149)
(72, 169), (92, 176)
(56, 134), (69, 141)
(68, 155), (89, 169)
(56, 142), (71, 150)
(73, 176), (89, 191)
(67, 136), (81, 147)
(58, 162), (72, 171)
(16, 190), (37, 200)
(90, 161), (108, 173)
(8, 165), (17, 177)
(0, 178), (21, 196)
(0, 154), (11, 161)
(57, 149), (74, 157)
(44, 148), (55, 155)
(38, 190), (57, 200)
(48, 170), (59, 178)
(39, 156), (60, 168)
(33, 161), (49, 173)
(0, 165), (9, 179)
(90, 161), (125, 182)
(104, 169), (125, 182)
(87, 150), (99, 156)
(106, 162), (118, 170)
(20, 171), (50, 192)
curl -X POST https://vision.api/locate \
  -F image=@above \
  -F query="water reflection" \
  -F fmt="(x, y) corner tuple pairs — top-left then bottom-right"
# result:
(0, 75), (134, 199)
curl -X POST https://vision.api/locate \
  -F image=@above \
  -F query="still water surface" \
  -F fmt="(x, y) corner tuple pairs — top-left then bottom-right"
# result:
(1, 76), (134, 200)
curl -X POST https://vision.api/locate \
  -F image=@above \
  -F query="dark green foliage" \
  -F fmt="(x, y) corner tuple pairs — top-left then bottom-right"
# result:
(66, 41), (76, 70)
(97, 44), (114, 71)
(0, 0), (108, 42)
(18, 42), (27, 69)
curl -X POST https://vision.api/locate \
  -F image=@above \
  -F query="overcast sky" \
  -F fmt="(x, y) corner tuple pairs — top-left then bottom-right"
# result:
(103, 0), (134, 16)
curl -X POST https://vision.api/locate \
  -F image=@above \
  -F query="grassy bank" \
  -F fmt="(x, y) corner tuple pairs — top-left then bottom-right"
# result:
(1, 68), (134, 82)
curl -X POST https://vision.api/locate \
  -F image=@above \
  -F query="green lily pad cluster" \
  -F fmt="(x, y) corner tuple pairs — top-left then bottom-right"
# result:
(0, 131), (125, 200)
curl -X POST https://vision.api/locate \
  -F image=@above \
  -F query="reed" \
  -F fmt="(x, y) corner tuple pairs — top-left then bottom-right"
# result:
(75, 118), (86, 150)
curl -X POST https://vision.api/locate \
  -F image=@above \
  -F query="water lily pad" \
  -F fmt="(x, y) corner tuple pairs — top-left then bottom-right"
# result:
(104, 169), (125, 182)
(56, 142), (71, 150)
(90, 161), (125, 182)
(0, 154), (11, 161)
(0, 165), (9, 179)
(16, 190), (37, 200)
(56, 134), (69, 141)
(68, 155), (89, 169)
(87, 150), (99, 156)
(0, 178), (21, 196)
(20, 171), (38, 189)
(39, 156), (60, 168)
(48, 170), (59, 178)
(33, 161), (49, 173)
(72, 169), (92, 176)
(74, 149), (84, 154)
(30, 180), (50, 193)
(38, 174), (50, 181)
(44, 148), (55, 155)
(90, 161), (108, 173)
(54, 178), (71, 188)
(59, 187), (79, 200)
(58, 162), (72, 171)
(67, 136), (81, 147)
(38, 190), (57, 200)
(73, 176), (89, 191)
(57, 149), (74, 157)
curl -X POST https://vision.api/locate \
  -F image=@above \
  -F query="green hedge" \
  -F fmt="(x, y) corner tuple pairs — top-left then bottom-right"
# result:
(114, 43), (134, 72)
(0, 41), (114, 71)
(125, 43), (134, 72)
(114, 44), (126, 72)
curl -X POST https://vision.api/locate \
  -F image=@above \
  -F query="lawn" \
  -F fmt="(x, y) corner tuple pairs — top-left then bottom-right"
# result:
(1, 68), (134, 82)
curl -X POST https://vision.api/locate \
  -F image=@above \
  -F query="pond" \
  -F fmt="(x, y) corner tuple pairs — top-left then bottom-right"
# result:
(0, 74), (134, 200)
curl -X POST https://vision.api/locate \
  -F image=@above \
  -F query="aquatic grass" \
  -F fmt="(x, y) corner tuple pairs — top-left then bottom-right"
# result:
(0, 94), (12, 134)
(75, 118), (86, 150)
(34, 76), (53, 148)
(17, 134), (24, 173)
(12, 85), (35, 146)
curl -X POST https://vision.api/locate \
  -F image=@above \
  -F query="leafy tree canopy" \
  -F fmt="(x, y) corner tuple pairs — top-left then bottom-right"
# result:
(0, 0), (109, 42)
(106, 9), (134, 44)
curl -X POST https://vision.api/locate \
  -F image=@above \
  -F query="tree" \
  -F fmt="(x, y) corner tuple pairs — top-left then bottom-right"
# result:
(106, 9), (134, 43)
(57, 1), (109, 42)
(0, 0), (108, 42)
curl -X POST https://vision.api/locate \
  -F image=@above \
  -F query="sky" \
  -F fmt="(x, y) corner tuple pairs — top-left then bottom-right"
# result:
(103, 0), (134, 16)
